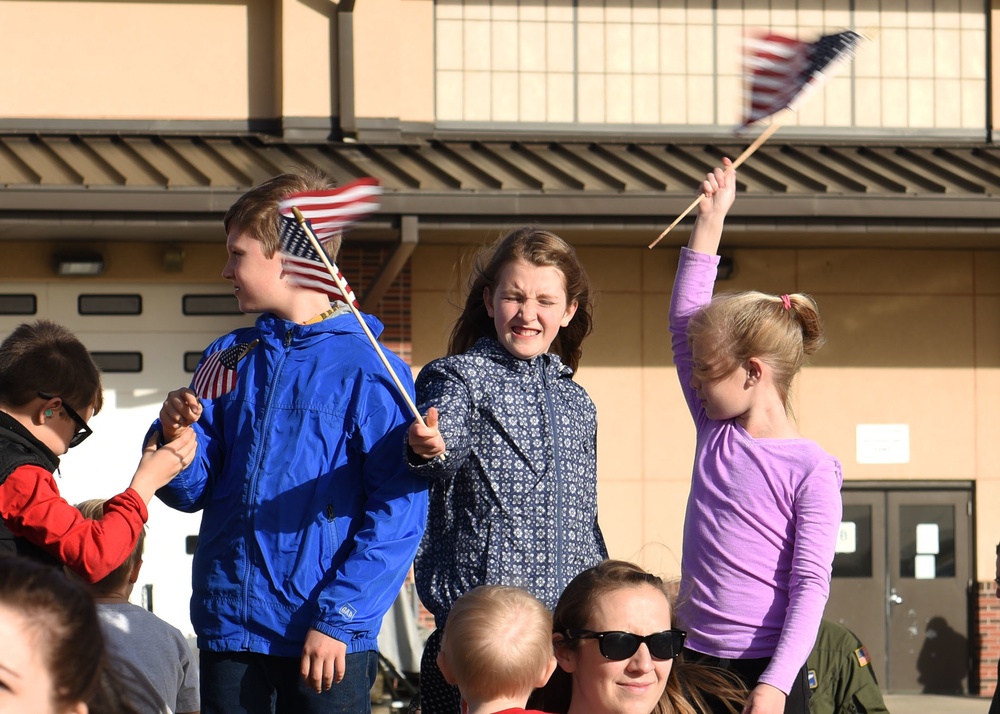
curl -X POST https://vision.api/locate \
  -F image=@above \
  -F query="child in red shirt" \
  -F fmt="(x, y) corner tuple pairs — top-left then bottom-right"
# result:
(0, 320), (195, 581)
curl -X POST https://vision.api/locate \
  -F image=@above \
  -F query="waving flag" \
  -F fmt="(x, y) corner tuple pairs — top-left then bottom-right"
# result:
(743, 30), (861, 127)
(278, 216), (360, 306)
(192, 340), (258, 400)
(277, 177), (382, 242)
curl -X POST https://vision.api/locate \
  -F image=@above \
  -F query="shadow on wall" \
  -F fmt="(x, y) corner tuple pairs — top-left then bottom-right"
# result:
(916, 616), (968, 694)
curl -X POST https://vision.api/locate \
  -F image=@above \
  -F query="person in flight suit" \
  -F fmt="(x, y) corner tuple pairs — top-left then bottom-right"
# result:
(806, 619), (889, 714)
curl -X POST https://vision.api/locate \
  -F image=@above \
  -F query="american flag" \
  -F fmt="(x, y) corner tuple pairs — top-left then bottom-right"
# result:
(277, 177), (382, 243)
(278, 216), (360, 306)
(742, 30), (862, 127)
(192, 340), (258, 400)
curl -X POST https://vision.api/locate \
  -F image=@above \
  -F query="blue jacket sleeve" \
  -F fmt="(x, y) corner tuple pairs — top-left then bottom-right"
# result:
(309, 364), (429, 645)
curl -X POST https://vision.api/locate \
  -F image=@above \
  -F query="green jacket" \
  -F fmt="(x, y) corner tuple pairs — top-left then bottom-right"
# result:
(807, 620), (889, 714)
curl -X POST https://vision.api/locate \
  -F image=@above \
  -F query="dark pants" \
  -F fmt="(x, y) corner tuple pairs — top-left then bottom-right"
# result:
(200, 650), (377, 714)
(416, 628), (462, 714)
(683, 648), (811, 714)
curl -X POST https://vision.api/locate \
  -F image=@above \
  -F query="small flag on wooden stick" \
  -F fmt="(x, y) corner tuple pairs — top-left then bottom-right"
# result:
(278, 216), (360, 306)
(192, 340), (259, 400)
(742, 30), (862, 127)
(278, 177), (382, 242)
(649, 29), (863, 249)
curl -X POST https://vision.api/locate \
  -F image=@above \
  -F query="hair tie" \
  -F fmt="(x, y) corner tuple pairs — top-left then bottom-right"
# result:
(780, 294), (792, 311)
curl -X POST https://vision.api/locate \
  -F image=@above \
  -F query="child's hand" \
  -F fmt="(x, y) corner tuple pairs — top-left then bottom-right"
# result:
(159, 388), (203, 442)
(129, 428), (198, 503)
(408, 407), (446, 460)
(697, 157), (737, 219)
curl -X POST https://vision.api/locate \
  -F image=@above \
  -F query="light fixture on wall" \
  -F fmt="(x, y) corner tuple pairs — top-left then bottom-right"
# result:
(55, 251), (105, 276)
(163, 245), (185, 272)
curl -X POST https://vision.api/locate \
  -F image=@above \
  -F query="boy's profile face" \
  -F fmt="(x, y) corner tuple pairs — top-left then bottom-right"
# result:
(222, 228), (292, 316)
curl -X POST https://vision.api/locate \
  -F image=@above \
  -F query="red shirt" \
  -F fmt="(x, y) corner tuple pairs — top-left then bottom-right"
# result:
(0, 463), (147, 582)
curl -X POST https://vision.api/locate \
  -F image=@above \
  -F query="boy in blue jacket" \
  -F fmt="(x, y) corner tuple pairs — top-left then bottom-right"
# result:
(153, 167), (428, 714)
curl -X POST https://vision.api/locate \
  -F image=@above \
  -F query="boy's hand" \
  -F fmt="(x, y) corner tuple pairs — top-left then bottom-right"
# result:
(159, 388), (203, 442)
(301, 629), (347, 692)
(129, 429), (198, 503)
(407, 407), (446, 459)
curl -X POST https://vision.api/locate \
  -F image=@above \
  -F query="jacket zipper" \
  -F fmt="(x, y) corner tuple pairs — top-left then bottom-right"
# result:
(239, 327), (292, 649)
(540, 359), (563, 591)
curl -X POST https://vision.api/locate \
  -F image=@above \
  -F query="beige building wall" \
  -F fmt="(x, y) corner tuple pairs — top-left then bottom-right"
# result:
(411, 238), (1000, 582)
(0, 0), (276, 121)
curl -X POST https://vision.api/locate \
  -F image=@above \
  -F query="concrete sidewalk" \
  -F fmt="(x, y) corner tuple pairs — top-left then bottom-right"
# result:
(883, 693), (988, 713)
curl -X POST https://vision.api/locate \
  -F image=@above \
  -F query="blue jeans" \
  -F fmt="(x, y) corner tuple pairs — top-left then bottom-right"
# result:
(200, 650), (377, 714)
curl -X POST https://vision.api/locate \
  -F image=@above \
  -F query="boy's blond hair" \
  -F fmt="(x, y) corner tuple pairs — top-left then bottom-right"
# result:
(223, 166), (339, 259)
(76, 499), (145, 593)
(440, 585), (553, 703)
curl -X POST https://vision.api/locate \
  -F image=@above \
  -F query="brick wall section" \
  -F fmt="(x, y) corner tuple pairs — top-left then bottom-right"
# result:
(339, 246), (439, 637)
(339, 245), (412, 364)
(980, 580), (1000, 696)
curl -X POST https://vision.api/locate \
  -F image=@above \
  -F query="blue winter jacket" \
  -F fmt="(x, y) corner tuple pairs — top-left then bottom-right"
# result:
(154, 310), (428, 657)
(410, 338), (607, 628)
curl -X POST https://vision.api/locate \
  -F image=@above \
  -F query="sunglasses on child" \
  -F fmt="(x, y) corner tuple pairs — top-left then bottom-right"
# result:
(562, 628), (687, 661)
(38, 391), (93, 448)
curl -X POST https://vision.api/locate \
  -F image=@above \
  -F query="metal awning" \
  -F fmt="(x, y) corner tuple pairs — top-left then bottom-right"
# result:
(1, 132), (999, 245)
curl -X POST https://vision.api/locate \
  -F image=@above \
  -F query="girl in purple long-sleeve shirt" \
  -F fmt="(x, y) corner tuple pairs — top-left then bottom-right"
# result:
(669, 159), (843, 714)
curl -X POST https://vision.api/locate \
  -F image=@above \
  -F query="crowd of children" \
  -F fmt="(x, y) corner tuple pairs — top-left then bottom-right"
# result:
(0, 160), (846, 714)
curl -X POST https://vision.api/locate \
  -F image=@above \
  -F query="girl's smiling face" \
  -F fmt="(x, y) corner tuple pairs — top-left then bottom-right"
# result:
(557, 584), (675, 714)
(484, 259), (578, 362)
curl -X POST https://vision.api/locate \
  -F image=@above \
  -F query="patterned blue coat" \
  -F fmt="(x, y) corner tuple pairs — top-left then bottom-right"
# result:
(411, 338), (607, 627)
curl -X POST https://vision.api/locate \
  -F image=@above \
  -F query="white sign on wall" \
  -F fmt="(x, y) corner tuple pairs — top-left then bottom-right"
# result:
(856, 424), (910, 464)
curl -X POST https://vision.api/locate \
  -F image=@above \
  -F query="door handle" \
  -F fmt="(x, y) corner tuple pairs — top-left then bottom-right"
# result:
(889, 588), (903, 605)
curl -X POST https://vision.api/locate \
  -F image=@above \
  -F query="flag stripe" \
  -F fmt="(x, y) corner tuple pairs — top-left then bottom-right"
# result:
(277, 215), (362, 307)
(278, 178), (382, 242)
(742, 30), (861, 126)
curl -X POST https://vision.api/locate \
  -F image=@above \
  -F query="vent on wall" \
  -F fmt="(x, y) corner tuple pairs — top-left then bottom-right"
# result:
(78, 294), (142, 316)
(0, 294), (37, 315)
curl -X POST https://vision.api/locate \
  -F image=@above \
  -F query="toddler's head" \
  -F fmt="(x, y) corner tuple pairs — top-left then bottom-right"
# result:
(438, 585), (556, 708)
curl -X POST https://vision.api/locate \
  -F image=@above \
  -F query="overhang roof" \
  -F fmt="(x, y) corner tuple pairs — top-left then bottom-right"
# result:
(1, 132), (999, 245)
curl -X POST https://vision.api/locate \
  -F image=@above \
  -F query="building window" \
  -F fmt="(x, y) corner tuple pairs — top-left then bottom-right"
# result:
(0, 294), (37, 315)
(78, 294), (142, 316)
(182, 294), (242, 315)
(91, 352), (143, 373)
(434, 0), (987, 132)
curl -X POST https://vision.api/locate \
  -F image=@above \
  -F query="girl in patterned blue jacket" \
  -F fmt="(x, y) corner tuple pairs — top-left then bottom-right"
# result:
(407, 227), (608, 714)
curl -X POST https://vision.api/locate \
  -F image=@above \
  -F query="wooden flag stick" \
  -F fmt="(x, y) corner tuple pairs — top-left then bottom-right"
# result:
(648, 116), (786, 249)
(291, 206), (426, 427)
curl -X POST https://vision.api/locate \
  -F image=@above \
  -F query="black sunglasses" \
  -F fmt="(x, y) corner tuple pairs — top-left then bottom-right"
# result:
(563, 628), (687, 661)
(38, 391), (93, 448)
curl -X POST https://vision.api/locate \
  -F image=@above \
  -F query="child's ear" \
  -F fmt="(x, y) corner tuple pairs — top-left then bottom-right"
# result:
(559, 299), (579, 328)
(128, 558), (143, 584)
(437, 650), (457, 686)
(745, 357), (763, 385)
(536, 655), (558, 687)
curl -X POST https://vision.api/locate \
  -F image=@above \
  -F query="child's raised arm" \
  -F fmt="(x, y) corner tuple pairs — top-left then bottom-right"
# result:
(129, 428), (197, 504)
(687, 157), (736, 256)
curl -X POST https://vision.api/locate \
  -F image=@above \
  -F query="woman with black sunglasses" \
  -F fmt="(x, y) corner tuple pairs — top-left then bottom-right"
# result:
(530, 560), (746, 714)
